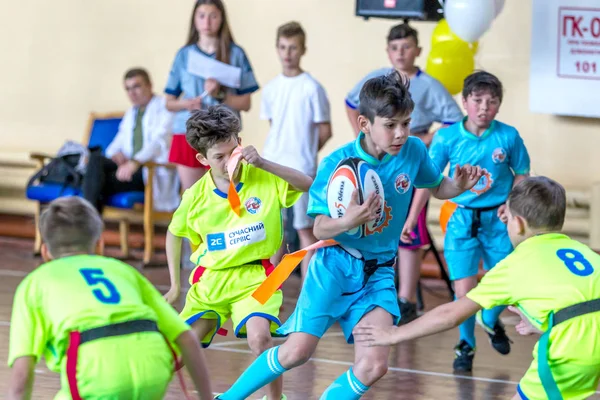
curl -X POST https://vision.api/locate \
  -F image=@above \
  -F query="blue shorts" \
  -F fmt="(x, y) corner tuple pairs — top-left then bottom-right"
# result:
(444, 206), (512, 280)
(277, 246), (400, 343)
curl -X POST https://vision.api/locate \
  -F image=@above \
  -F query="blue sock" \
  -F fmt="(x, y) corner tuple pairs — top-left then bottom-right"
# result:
(482, 305), (506, 328)
(459, 314), (476, 348)
(218, 346), (287, 400)
(320, 368), (369, 399)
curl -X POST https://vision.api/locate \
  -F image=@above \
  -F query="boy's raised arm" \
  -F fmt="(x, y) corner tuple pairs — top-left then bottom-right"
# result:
(429, 165), (484, 200)
(241, 145), (313, 192)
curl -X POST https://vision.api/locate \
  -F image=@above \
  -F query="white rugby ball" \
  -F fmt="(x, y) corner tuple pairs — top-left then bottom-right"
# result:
(326, 158), (364, 239)
(357, 161), (386, 235)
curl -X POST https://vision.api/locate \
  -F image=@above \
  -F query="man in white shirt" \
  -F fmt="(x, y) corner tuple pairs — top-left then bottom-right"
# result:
(83, 68), (179, 213)
(261, 22), (332, 278)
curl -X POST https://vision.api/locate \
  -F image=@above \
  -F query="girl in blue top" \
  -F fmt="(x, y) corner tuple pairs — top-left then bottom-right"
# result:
(165, 0), (259, 189)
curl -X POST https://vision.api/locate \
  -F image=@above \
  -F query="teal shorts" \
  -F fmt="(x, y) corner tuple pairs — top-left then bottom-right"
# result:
(443, 205), (512, 280)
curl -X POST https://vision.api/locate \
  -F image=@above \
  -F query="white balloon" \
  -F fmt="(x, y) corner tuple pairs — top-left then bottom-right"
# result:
(444, 0), (495, 42)
(494, 0), (506, 18)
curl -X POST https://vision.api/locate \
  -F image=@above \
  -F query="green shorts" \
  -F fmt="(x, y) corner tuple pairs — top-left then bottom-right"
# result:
(180, 263), (283, 347)
(55, 332), (174, 400)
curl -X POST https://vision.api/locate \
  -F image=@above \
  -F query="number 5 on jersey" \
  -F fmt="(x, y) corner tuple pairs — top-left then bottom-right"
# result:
(79, 268), (121, 304)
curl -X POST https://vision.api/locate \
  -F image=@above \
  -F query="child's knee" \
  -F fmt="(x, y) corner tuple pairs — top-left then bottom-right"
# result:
(453, 276), (478, 298)
(354, 356), (389, 384)
(247, 332), (273, 356)
(278, 341), (314, 369)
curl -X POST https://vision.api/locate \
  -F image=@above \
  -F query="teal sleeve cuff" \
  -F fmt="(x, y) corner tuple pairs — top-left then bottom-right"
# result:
(415, 173), (444, 189)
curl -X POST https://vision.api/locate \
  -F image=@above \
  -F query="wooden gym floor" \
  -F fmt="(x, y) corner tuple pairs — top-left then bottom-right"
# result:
(0, 222), (598, 399)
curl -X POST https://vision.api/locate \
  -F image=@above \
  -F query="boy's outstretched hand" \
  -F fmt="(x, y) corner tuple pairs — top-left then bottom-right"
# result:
(352, 324), (399, 347)
(453, 164), (485, 191)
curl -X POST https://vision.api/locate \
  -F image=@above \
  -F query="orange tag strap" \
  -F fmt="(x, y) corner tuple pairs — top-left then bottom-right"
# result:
(439, 200), (459, 234)
(252, 239), (338, 304)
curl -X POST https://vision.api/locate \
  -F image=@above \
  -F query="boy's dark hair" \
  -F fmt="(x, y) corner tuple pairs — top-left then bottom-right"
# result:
(358, 71), (414, 123)
(186, 105), (241, 155)
(277, 21), (306, 48)
(508, 176), (566, 231)
(124, 68), (151, 85)
(462, 70), (503, 102)
(40, 197), (104, 257)
(387, 23), (419, 46)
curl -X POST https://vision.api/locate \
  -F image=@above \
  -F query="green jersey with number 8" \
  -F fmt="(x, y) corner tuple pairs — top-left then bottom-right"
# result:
(467, 233), (600, 399)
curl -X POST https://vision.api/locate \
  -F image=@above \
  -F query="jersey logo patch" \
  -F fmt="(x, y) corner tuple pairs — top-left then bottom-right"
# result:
(470, 171), (493, 195)
(207, 222), (266, 251)
(365, 201), (392, 235)
(244, 197), (262, 214)
(394, 173), (411, 194)
(492, 148), (507, 164)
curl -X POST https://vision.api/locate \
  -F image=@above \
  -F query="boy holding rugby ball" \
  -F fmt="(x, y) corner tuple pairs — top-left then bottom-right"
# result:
(217, 72), (484, 399)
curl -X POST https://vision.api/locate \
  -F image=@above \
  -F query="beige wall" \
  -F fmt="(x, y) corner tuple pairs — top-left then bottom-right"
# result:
(1, 0), (599, 206)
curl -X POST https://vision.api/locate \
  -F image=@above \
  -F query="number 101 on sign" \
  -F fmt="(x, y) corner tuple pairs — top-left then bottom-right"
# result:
(575, 61), (597, 74)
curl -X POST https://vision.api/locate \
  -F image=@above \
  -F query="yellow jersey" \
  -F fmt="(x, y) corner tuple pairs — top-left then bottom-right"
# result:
(8, 255), (190, 372)
(169, 163), (302, 278)
(467, 233), (600, 364)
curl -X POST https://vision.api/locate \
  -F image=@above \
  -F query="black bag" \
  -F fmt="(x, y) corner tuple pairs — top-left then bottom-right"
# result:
(27, 153), (83, 192)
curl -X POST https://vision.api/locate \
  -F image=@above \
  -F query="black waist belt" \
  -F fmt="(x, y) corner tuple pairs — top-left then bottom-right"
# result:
(340, 248), (396, 296)
(466, 203), (505, 238)
(79, 319), (159, 345)
(538, 298), (600, 400)
(553, 298), (600, 326)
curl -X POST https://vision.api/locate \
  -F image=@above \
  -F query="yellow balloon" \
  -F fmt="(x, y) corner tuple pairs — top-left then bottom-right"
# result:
(432, 19), (479, 55)
(426, 40), (475, 95)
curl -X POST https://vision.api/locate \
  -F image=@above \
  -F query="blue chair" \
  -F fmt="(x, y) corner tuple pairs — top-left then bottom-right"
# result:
(27, 112), (175, 265)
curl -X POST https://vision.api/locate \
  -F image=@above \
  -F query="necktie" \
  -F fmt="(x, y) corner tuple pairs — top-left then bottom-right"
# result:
(132, 107), (145, 156)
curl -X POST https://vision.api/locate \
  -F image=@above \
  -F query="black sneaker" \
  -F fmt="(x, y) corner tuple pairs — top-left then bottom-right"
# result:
(397, 298), (418, 325)
(476, 311), (512, 355)
(453, 340), (475, 372)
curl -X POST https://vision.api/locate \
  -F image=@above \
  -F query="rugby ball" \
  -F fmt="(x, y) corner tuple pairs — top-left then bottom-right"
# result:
(326, 158), (385, 238)
(357, 161), (386, 235)
(327, 158), (364, 239)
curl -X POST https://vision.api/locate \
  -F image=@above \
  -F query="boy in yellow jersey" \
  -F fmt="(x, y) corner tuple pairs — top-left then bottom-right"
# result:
(163, 105), (312, 400)
(353, 176), (600, 400)
(7, 196), (213, 400)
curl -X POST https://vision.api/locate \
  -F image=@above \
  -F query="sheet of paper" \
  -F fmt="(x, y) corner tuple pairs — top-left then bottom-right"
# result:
(187, 50), (242, 89)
